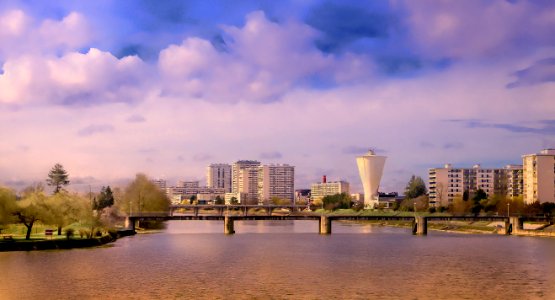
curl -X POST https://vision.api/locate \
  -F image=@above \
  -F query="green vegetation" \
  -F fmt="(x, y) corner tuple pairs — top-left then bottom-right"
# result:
(46, 163), (70, 194)
(322, 193), (351, 211)
(0, 167), (170, 247)
(116, 173), (170, 214)
(404, 175), (427, 199)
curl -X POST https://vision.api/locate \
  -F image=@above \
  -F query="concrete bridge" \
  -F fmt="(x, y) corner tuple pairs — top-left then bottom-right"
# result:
(169, 204), (310, 217)
(127, 207), (537, 235)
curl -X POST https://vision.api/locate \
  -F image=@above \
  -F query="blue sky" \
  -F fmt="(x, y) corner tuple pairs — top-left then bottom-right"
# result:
(1, 0), (555, 193)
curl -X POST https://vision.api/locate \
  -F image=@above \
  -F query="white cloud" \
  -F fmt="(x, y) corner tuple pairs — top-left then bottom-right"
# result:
(0, 48), (147, 104)
(158, 11), (374, 103)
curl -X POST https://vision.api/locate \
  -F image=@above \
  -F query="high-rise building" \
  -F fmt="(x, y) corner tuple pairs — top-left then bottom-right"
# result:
(356, 150), (387, 208)
(232, 160), (261, 205)
(310, 176), (350, 203)
(523, 149), (555, 204)
(206, 163), (232, 193)
(151, 179), (166, 190)
(257, 164), (295, 204)
(428, 164), (524, 207)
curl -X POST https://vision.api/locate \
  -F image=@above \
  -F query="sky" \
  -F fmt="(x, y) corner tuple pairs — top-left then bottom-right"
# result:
(1, 0), (555, 194)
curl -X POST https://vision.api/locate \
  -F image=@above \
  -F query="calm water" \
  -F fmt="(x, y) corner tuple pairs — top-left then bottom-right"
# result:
(1, 220), (555, 299)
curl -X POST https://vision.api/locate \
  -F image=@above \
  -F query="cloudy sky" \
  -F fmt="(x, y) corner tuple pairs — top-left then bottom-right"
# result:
(1, 0), (554, 193)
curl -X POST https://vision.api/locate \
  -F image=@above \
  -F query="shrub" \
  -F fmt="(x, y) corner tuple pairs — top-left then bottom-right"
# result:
(65, 228), (75, 240)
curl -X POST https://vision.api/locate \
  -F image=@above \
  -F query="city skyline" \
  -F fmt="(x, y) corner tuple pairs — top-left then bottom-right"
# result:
(1, 1), (555, 194)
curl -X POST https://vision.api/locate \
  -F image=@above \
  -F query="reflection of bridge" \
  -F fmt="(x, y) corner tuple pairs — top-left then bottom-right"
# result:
(127, 205), (539, 235)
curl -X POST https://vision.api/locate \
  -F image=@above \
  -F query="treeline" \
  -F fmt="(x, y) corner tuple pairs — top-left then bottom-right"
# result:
(0, 165), (170, 240)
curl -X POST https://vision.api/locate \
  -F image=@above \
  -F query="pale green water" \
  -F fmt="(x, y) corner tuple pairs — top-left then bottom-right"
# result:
(1, 220), (554, 299)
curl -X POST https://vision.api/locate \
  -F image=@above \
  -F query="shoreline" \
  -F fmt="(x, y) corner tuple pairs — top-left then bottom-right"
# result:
(0, 229), (136, 252)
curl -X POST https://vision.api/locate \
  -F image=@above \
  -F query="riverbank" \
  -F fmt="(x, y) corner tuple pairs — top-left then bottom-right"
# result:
(0, 229), (136, 252)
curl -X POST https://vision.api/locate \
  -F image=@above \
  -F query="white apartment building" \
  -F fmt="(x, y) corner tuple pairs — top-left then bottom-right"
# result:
(151, 179), (167, 190)
(232, 160), (261, 205)
(310, 177), (350, 203)
(257, 164), (295, 204)
(523, 149), (555, 204)
(429, 164), (522, 207)
(206, 163), (232, 193)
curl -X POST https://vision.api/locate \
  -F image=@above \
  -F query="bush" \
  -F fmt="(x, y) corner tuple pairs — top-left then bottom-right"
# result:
(65, 228), (75, 239)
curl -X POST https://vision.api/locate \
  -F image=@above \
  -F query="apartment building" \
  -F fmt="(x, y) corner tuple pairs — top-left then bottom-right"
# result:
(310, 176), (350, 203)
(232, 160), (261, 205)
(523, 149), (555, 204)
(429, 164), (523, 207)
(257, 164), (295, 204)
(206, 163), (232, 193)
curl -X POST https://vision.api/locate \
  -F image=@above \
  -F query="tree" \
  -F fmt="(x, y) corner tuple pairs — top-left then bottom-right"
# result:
(46, 163), (70, 194)
(322, 193), (351, 211)
(471, 189), (487, 215)
(42, 192), (82, 235)
(214, 195), (224, 205)
(230, 197), (239, 205)
(94, 186), (115, 211)
(404, 175), (427, 199)
(14, 187), (48, 240)
(119, 173), (170, 214)
(0, 187), (17, 231)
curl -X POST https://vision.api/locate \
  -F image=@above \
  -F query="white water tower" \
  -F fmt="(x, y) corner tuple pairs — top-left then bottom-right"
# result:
(356, 150), (387, 208)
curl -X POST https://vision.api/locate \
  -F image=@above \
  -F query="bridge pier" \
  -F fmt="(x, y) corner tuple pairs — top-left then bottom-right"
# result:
(319, 216), (331, 234)
(510, 216), (523, 233)
(414, 216), (427, 235)
(125, 217), (137, 231)
(267, 207), (274, 216)
(224, 216), (235, 235)
(194, 207), (199, 217)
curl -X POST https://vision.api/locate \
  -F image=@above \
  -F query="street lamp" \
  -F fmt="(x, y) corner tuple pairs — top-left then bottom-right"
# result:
(507, 203), (510, 217)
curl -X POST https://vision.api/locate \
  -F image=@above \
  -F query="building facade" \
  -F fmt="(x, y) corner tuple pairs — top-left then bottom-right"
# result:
(257, 164), (295, 204)
(428, 164), (524, 207)
(232, 160), (261, 205)
(310, 177), (350, 203)
(523, 149), (555, 204)
(206, 163), (232, 193)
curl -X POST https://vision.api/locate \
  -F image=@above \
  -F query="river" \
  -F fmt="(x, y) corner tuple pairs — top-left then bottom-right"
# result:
(1, 220), (555, 299)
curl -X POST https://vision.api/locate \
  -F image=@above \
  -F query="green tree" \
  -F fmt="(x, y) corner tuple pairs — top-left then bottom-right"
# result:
(404, 175), (427, 199)
(42, 192), (82, 235)
(14, 187), (48, 240)
(94, 186), (115, 211)
(0, 187), (17, 231)
(46, 163), (70, 194)
(471, 189), (487, 215)
(214, 195), (224, 205)
(322, 193), (351, 211)
(230, 197), (238, 205)
(118, 173), (170, 214)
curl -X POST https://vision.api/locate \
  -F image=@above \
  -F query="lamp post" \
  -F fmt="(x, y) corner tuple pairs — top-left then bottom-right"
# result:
(507, 203), (510, 217)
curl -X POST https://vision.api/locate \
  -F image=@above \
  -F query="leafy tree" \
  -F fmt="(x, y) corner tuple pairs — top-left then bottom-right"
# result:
(118, 173), (170, 214)
(230, 196), (239, 205)
(14, 187), (48, 240)
(398, 195), (429, 212)
(471, 189), (487, 215)
(541, 202), (555, 217)
(322, 193), (351, 211)
(42, 192), (82, 235)
(94, 186), (115, 211)
(404, 175), (427, 199)
(214, 195), (224, 205)
(189, 194), (197, 204)
(271, 197), (291, 205)
(0, 187), (17, 231)
(46, 163), (70, 194)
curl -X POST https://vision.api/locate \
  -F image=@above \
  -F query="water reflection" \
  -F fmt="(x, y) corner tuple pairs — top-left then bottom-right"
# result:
(1, 221), (554, 299)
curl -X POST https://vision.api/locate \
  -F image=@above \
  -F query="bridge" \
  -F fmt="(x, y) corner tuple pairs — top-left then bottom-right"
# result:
(126, 205), (538, 235)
